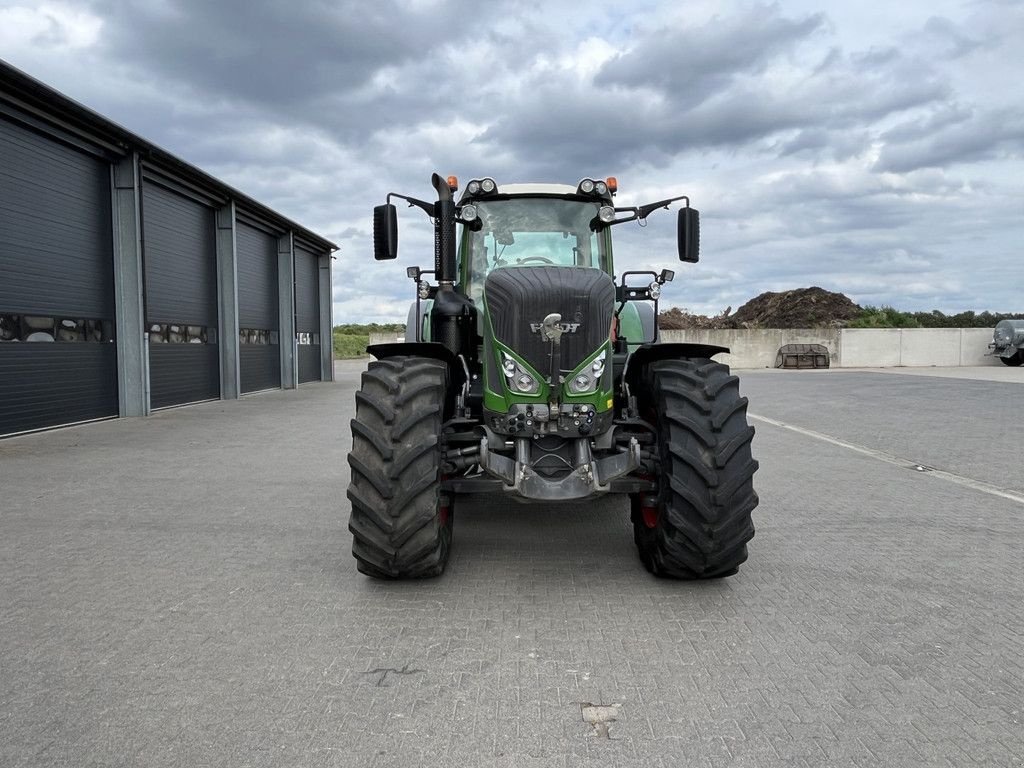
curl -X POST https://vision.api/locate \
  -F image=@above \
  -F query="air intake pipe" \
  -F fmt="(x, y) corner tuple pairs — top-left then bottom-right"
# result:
(429, 173), (476, 356)
(432, 172), (457, 284)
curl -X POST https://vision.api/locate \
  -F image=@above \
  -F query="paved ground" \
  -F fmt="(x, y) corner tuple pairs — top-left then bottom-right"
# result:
(835, 365), (1023, 383)
(1, 360), (1022, 767)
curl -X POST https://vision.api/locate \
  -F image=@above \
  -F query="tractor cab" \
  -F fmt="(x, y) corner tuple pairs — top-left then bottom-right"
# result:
(456, 184), (614, 307)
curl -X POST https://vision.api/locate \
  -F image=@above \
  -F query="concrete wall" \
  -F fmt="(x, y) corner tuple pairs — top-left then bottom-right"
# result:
(368, 332), (404, 346)
(960, 329), (1000, 366)
(377, 326), (998, 369)
(660, 328), (840, 369)
(658, 327), (997, 369)
(837, 328), (998, 368)
(838, 329), (899, 367)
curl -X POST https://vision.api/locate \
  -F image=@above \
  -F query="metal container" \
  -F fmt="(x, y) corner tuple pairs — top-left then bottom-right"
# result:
(993, 319), (1024, 350)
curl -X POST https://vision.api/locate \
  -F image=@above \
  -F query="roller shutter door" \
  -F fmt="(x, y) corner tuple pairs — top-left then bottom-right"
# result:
(142, 180), (219, 408)
(236, 221), (280, 393)
(0, 117), (117, 436)
(294, 245), (321, 383)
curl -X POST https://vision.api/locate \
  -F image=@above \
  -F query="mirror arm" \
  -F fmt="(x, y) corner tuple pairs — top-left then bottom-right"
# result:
(637, 195), (690, 220)
(387, 192), (434, 218)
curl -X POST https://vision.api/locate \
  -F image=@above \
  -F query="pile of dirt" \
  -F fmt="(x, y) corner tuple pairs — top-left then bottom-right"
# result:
(658, 287), (861, 330)
(656, 306), (733, 330)
(730, 287), (861, 328)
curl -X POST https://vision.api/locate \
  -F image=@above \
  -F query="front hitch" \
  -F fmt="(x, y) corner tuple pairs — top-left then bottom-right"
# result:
(478, 436), (641, 501)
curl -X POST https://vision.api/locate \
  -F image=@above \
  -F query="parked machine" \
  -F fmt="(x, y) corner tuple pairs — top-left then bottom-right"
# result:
(990, 319), (1024, 366)
(347, 174), (758, 579)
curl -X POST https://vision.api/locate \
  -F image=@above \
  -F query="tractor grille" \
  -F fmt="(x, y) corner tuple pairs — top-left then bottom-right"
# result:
(483, 266), (615, 374)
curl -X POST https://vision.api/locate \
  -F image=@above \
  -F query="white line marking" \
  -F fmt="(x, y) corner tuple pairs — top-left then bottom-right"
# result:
(748, 412), (1024, 506)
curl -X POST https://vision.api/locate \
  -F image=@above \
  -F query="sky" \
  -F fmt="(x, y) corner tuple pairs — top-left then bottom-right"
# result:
(1, 0), (1021, 322)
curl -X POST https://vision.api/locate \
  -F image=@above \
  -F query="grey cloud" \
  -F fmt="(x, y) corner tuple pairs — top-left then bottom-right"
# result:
(88, 0), (458, 107)
(875, 108), (1024, 172)
(596, 4), (825, 96)
(481, 20), (950, 174)
(920, 16), (983, 59)
(8, 0), (1019, 319)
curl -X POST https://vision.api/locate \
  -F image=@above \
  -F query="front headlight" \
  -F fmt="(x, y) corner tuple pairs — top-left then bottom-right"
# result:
(570, 372), (593, 393)
(501, 352), (540, 395)
(568, 351), (607, 394)
(515, 373), (537, 393)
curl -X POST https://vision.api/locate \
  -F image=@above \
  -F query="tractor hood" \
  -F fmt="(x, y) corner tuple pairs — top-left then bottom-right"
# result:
(483, 266), (616, 375)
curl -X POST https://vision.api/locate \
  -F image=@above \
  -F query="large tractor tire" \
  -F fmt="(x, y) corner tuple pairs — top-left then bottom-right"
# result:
(632, 358), (758, 578)
(347, 356), (453, 578)
(998, 350), (1023, 366)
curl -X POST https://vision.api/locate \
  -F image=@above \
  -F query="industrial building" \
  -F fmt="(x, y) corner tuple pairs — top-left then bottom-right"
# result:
(0, 60), (336, 437)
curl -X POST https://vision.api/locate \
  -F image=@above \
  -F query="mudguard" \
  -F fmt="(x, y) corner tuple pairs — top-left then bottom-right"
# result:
(367, 342), (467, 388)
(623, 342), (730, 392)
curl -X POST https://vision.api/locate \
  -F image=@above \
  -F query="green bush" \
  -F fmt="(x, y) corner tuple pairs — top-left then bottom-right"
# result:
(331, 323), (405, 358)
(848, 306), (922, 328)
(333, 333), (368, 358)
(848, 307), (1024, 329)
(332, 322), (404, 334)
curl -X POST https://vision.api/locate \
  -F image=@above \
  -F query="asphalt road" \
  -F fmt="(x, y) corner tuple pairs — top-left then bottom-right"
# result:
(1, 360), (1021, 767)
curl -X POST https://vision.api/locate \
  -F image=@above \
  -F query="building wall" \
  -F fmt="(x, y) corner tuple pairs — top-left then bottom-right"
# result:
(0, 65), (335, 435)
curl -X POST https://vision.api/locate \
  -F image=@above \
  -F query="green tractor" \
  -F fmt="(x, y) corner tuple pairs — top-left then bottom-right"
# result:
(347, 173), (758, 579)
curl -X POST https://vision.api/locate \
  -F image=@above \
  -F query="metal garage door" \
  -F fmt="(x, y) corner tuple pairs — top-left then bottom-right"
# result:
(0, 116), (117, 436)
(294, 245), (321, 383)
(236, 219), (280, 393)
(142, 179), (219, 408)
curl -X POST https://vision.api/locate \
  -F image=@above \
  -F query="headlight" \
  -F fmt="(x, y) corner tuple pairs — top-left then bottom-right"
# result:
(460, 204), (478, 221)
(569, 372), (593, 393)
(515, 373), (537, 393)
(501, 352), (540, 394)
(467, 180), (481, 195)
(579, 179), (595, 194)
(598, 205), (615, 223)
(568, 351), (607, 394)
(594, 181), (608, 195)
(648, 281), (661, 300)
(480, 177), (496, 193)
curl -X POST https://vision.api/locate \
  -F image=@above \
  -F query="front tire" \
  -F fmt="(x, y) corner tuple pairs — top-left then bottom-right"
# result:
(632, 358), (758, 578)
(347, 356), (453, 578)
(998, 350), (1023, 367)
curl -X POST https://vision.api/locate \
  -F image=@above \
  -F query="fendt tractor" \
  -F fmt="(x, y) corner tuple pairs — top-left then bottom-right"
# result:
(347, 173), (758, 580)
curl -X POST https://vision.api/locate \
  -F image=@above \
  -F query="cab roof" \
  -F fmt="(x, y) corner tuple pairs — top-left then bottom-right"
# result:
(487, 183), (578, 196)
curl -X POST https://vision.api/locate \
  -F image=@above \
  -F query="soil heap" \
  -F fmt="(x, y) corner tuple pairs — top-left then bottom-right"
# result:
(659, 287), (861, 329)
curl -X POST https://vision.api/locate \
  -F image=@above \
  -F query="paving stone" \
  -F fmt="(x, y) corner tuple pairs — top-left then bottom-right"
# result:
(0, 361), (1022, 766)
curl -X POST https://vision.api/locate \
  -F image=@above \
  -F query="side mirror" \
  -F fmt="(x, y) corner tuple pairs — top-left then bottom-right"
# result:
(677, 207), (699, 263)
(373, 204), (398, 260)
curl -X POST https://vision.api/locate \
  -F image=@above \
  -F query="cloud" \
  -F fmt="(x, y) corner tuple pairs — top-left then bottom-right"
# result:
(0, 0), (1021, 319)
(875, 107), (1024, 172)
(596, 4), (826, 96)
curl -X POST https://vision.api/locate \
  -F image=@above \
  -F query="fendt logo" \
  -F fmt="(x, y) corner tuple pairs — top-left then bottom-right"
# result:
(530, 321), (581, 334)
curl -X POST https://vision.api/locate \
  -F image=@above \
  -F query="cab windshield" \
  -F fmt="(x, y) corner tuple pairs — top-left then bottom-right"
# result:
(461, 197), (609, 303)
